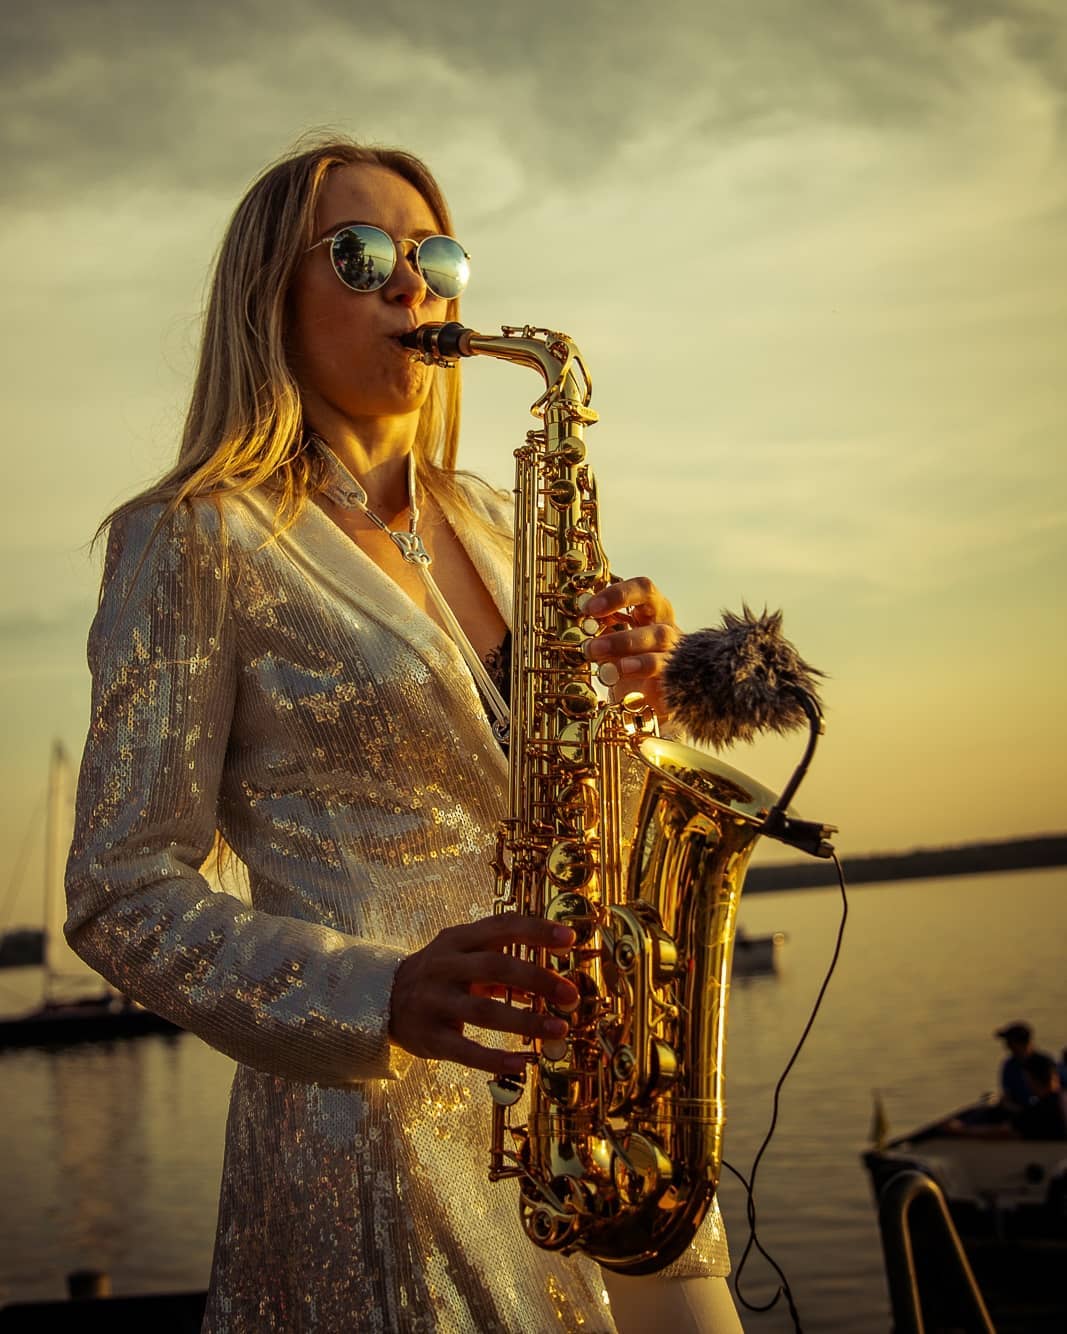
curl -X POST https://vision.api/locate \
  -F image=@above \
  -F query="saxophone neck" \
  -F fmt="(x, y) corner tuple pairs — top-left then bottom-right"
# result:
(403, 323), (594, 416)
(468, 326), (570, 385)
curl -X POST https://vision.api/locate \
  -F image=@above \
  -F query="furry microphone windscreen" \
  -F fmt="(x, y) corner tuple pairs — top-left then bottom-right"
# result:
(663, 606), (824, 749)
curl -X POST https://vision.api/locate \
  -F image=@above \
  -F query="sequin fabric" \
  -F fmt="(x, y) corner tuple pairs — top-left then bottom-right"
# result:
(65, 479), (730, 1333)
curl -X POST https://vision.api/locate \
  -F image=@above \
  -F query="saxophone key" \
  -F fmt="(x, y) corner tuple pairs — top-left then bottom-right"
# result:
(540, 1036), (569, 1063)
(649, 1040), (679, 1094)
(557, 546), (587, 575)
(519, 1187), (583, 1250)
(546, 477), (578, 509)
(611, 1133), (674, 1207)
(559, 681), (598, 719)
(488, 1071), (526, 1107)
(546, 839), (595, 890)
(613, 937), (638, 973)
(552, 780), (600, 835)
(556, 625), (587, 665)
(611, 1045), (636, 1081)
(537, 1052), (582, 1108)
(551, 435), (586, 465)
(546, 970), (599, 1026)
(545, 890), (598, 944)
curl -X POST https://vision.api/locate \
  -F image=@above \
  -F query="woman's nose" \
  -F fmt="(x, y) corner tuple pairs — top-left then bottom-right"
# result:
(386, 240), (428, 308)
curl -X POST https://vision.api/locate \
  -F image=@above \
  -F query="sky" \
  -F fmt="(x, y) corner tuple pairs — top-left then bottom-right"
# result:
(1, 0), (1065, 920)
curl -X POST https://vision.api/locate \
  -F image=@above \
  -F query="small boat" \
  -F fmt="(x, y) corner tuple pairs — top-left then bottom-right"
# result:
(863, 1098), (1067, 1332)
(0, 992), (183, 1047)
(731, 928), (785, 976)
(0, 742), (182, 1050)
(0, 926), (44, 968)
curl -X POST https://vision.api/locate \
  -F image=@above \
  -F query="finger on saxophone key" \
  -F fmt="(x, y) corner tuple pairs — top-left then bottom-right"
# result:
(553, 978), (579, 1012)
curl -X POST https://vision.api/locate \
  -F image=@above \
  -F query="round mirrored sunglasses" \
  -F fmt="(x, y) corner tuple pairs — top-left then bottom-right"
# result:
(308, 224), (470, 300)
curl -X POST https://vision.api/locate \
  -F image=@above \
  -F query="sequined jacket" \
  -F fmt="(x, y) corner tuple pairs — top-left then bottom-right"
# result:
(65, 481), (730, 1333)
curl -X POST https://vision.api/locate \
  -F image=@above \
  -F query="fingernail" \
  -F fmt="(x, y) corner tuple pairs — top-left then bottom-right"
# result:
(551, 926), (576, 947)
(620, 656), (642, 675)
(554, 981), (579, 1006)
(544, 1017), (568, 1037)
(584, 594), (606, 614)
(583, 637), (606, 661)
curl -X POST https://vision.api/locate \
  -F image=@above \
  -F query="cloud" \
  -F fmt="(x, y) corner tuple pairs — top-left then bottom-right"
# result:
(0, 0), (1063, 860)
(1, 0), (1063, 211)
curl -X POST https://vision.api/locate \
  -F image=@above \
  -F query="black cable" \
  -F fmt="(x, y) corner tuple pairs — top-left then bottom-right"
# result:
(725, 851), (849, 1331)
(721, 1158), (804, 1329)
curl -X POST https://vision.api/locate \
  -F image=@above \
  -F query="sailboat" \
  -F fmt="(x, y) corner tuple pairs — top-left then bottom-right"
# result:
(0, 741), (183, 1047)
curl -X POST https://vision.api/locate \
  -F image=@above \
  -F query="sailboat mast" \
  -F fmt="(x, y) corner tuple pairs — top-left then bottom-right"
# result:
(43, 740), (69, 1003)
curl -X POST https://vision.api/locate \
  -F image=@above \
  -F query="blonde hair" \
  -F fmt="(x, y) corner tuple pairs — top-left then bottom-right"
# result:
(101, 135), (497, 541)
(110, 136), (505, 882)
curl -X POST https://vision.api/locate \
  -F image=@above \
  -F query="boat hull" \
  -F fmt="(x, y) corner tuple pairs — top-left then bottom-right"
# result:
(0, 998), (183, 1049)
(864, 1118), (1067, 1332)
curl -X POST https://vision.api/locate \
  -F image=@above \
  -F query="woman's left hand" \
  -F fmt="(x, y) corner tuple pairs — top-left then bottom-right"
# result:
(581, 576), (680, 722)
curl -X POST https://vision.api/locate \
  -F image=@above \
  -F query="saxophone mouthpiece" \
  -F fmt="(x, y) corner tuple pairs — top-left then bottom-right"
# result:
(663, 606), (824, 749)
(400, 321), (471, 363)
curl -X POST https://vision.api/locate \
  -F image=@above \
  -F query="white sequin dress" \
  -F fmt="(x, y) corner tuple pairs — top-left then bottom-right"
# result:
(65, 478), (730, 1332)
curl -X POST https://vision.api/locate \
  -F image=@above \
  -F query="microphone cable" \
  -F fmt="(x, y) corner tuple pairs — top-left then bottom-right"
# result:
(723, 850), (850, 1333)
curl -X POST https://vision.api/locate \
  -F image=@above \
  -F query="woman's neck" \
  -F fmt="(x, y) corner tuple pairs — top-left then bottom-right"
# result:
(307, 409), (420, 519)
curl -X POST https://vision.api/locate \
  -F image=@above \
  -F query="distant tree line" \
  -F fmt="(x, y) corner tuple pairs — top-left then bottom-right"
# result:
(746, 833), (1067, 893)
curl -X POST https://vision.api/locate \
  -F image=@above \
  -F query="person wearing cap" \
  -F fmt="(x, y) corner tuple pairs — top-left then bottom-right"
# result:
(945, 1053), (1067, 1141)
(996, 1021), (1053, 1112)
(1015, 1054), (1067, 1140)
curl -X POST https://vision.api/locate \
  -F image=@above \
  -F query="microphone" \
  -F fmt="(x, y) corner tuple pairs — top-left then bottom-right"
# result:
(663, 607), (834, 857)
(663, 605), (823, 748)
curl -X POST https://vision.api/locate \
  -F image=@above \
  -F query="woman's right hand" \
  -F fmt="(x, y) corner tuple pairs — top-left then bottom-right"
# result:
(388, 914), (579, 1074)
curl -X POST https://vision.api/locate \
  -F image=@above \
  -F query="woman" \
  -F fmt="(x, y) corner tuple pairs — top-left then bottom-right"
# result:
(65, 138), (741, 1332)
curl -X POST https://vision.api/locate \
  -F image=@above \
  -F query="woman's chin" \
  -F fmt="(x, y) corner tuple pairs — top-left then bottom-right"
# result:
(319, 376), (433, 425)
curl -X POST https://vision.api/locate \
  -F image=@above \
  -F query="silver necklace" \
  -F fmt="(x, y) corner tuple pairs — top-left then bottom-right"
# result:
(309, 435), (510, 738)
(312, 435), (432, 567)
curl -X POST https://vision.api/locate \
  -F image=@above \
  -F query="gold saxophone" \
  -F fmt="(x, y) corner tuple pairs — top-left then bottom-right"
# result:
(404, 322), (835, 1274)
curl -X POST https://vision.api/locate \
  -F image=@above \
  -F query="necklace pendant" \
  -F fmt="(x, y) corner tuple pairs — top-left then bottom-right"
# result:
(390, 530), (432, 566)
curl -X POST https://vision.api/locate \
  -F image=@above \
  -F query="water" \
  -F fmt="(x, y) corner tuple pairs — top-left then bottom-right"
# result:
(1, 867), (1064, 1330)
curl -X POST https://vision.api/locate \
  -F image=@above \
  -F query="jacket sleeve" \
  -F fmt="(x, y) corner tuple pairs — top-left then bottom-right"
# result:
(64, 500), (411, 1086)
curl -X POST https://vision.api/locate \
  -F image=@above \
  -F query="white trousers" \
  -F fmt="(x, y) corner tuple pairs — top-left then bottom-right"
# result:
(603, 1272), (745, 1333)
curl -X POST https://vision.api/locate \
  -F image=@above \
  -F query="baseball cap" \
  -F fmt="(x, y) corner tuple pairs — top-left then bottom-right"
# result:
(995, 1022), (1032, 1044)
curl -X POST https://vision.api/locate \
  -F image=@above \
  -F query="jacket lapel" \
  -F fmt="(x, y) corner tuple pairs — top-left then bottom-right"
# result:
(231, 486), (513, 726)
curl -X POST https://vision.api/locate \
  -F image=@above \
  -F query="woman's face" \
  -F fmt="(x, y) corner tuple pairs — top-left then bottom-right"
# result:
(288, 162), (449, 427)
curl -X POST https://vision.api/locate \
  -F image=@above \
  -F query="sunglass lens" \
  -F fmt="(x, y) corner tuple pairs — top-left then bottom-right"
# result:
(417, 235), (470, 300)
(331, 226), (394, 292)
